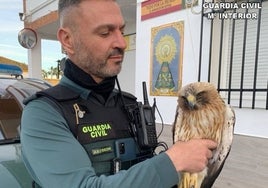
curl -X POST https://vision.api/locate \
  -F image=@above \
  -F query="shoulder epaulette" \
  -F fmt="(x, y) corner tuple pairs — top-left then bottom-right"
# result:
(23, 85), (80, 105)
(36, 84), (80, 101)
(121, 91), (137, 101)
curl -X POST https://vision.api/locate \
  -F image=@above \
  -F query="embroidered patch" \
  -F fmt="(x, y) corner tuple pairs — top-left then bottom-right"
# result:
(77, 122), (116, 144)
(82, 123), (112, 138)
(91, 146), (113, 156)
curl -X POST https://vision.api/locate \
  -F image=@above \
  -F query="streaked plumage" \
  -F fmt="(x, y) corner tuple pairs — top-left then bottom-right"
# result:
(173, 82), (235, 188)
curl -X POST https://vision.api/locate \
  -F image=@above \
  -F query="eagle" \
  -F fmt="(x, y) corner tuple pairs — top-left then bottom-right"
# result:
(172, 82), (235, 188)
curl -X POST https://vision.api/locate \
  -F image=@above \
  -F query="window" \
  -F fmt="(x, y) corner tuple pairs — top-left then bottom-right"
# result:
(224, 0), (268, 108)
(200, 0), (268, 109)
(0, 97), (22, 140)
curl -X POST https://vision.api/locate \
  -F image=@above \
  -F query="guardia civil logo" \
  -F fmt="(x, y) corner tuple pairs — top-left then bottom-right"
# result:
(82, 123), (112, 138)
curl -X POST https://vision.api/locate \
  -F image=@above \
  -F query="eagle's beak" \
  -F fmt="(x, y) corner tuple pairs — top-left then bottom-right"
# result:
(187, 94), (196, 109)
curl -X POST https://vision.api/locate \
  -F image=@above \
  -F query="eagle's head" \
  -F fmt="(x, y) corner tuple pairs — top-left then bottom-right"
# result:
(178, 82), (219, 111)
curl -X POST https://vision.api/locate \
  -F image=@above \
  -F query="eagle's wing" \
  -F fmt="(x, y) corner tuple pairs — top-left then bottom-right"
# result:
(201, 104), (236, 188)
(172, 106), (184, 143)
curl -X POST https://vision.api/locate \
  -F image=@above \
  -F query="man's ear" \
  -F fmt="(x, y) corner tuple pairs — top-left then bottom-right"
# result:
(57, 27), (74, 55)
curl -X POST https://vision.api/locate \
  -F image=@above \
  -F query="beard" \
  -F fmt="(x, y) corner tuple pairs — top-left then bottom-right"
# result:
(73, 40), (124, 80)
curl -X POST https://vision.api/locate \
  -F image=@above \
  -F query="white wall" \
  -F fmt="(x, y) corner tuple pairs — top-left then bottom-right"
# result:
(118, 8), (136, 94)
(27, 33), (42, 79)
(234, 108), (268, 138)
(24, 0), (58, 79)
(135, 2), (204, 124)
(118, 49), (136, 94)
(135, 1), (268, 138)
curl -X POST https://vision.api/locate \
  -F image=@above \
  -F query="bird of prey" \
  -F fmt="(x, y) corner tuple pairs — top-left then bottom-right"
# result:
(172, 82), (235, 188)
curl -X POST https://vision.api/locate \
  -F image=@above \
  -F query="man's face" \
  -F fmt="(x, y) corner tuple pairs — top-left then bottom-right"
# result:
(69, 0), (127, 83)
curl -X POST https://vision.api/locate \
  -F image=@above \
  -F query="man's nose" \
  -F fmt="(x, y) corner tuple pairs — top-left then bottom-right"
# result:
(113, 31), (127, 50)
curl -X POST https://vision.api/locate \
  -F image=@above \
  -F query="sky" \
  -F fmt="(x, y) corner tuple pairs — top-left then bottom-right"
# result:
(0, 0), (63, 71)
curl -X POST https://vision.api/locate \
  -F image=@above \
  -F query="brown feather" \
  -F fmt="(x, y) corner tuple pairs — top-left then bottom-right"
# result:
(173, 82), (235, 188)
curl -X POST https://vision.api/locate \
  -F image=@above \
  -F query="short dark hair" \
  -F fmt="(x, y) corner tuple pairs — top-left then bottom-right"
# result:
(58, 0), (117, 27)
(58, 0), (116, 14)
(58, 0), (83, 14)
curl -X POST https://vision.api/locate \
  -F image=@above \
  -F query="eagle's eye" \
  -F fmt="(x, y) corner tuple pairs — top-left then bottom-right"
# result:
(196, 91), (209, 105)
(196, 91), (206, 100)
(181, 96), (187, 102)
(181, 96), (188, 104)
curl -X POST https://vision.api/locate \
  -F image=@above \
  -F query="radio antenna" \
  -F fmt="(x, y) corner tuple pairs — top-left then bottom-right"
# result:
(142, 81), (150, 106)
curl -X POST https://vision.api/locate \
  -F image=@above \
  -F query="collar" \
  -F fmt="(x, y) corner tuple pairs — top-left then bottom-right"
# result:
(63, 59), (116, 101)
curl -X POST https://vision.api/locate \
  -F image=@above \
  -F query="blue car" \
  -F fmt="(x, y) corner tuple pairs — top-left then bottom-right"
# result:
(0, 75), (51, 188)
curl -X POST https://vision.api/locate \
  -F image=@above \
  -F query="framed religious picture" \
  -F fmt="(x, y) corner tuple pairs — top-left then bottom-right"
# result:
(150, 21), (184, 96)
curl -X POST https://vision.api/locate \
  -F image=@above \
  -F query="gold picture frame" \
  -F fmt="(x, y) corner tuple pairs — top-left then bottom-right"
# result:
(150, 21), (184, 96)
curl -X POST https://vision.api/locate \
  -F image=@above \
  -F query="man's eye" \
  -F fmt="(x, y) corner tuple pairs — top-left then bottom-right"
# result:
(100, 32), (110, 37)
(98, 29), (110, 37)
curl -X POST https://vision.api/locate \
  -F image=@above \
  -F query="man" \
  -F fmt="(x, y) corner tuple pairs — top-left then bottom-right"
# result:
(21, 0), (217, 187)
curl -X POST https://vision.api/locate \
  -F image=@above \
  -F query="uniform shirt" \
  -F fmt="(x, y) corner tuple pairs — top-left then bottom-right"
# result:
(21, 76), (180, 188)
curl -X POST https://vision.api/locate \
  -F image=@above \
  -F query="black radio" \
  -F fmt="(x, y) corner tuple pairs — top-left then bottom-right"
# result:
(134, 82), (158, 149)
(116, 79), (158, 150)
(124, 82), (158, 150)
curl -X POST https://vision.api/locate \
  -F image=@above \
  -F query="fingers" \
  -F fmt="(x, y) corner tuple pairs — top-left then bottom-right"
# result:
(203, 139), (217, 161)
(206, 149), (213, 159)
(205, 139), (218, 150)
(166, 139), (218, 173)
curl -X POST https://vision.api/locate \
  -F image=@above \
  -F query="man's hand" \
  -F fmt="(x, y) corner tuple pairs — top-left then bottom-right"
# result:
(166, 139), (217, 173)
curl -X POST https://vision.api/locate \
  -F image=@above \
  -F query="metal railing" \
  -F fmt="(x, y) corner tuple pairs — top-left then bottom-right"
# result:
(198, 0), (268, 110)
